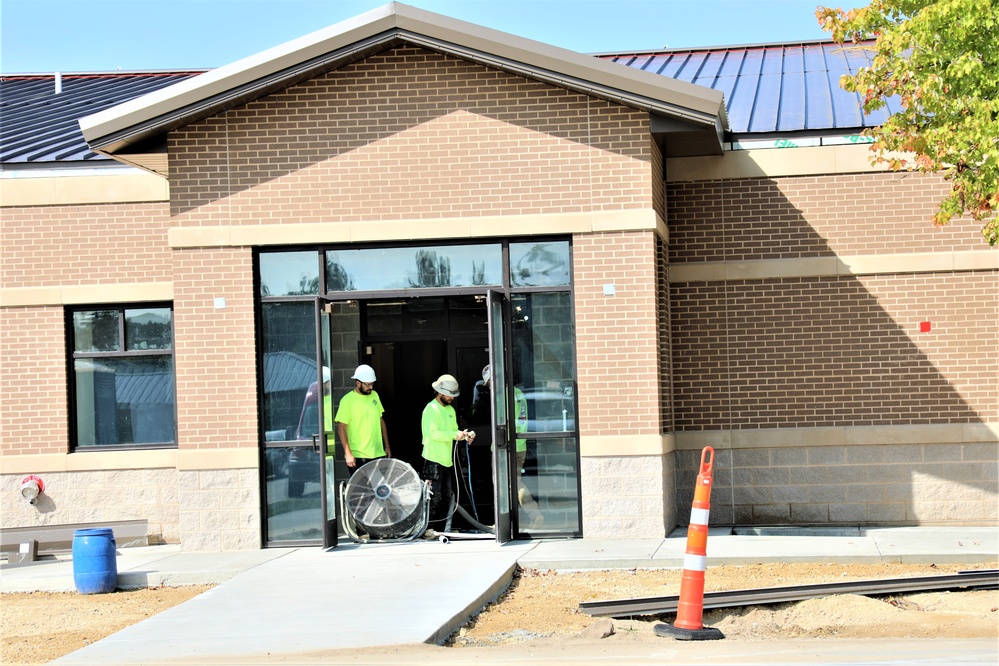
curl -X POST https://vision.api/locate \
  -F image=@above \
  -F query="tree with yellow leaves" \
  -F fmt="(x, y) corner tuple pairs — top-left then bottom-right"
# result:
(818, 0), (998, 245)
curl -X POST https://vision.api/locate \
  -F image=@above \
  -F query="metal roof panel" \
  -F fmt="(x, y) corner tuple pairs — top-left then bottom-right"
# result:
(602, 40), (884, 134)
(1, 73), (200, 164)
(3, 21), (893, 166)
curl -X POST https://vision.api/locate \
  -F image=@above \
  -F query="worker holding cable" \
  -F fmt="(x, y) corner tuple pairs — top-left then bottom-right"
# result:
(421, 374), (475, 535)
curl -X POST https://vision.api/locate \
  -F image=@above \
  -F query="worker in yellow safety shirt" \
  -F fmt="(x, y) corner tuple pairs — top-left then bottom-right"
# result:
(421, 374), (475, 532)
(334, 364), (391, 474)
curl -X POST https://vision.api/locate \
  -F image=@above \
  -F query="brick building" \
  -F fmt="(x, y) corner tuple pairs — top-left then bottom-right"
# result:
(2, 4), (995, 551)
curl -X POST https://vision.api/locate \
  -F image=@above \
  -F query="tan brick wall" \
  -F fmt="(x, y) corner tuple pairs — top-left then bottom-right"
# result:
(0, 202), (172, 288)
(671, 272), (998, 430)
(172, 247), (258, 451)
(168, 47), (654, 226)
(667, 172), (986, 263)
(0, 307), (68, 456)
(656, 237), (672, 433)
(651, 139), (666, 221)
(666, 170), (998, 528)
(573, 231), (661, 438)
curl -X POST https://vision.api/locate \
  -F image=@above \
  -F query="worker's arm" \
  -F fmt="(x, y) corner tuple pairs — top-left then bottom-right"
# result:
(337, 421), (356, 468)
(422, 406), (469, 444)
(380, 417), (391, 458)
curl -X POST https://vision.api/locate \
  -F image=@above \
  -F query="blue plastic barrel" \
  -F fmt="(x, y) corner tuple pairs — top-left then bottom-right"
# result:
(72, 528), (118, 594)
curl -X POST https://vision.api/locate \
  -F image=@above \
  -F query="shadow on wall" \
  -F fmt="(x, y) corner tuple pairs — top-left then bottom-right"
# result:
(666, 173), (998, 526)
(168, 47), (649, 219)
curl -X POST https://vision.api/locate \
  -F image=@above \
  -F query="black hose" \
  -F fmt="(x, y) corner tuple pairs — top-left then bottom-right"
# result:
(455, 504), (494, 534)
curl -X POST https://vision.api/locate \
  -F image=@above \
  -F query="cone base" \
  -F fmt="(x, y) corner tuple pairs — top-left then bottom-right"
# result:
(653, 623), (725, 641)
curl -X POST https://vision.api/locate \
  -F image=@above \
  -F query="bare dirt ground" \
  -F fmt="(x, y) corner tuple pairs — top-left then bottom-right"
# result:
(452, 562), (999, 645)
(1, 585), (214, 665)
(2, 563), (996, 665)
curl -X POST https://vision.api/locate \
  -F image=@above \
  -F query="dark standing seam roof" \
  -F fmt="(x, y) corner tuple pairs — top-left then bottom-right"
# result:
(601, 40), (897, 134)
(0, 72), (201, 164)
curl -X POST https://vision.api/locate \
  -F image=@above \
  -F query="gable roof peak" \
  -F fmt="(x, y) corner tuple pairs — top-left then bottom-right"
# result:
(80, 2), (727, 168)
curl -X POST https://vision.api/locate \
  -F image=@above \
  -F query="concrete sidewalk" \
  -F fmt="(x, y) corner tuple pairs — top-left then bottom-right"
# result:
(519, 525), (999, 570)
(0, 526), (993, 665)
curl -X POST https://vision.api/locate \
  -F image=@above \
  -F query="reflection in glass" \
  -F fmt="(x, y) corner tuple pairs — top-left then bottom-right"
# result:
(509, 291), (579, 536)
(265, 447), (323, 542)
(518, 437), (580, 536)
(74, 356), (175, 446)
(260, 251), (319, 297)
(261, 302), (317, 442)
(511, 292), (575, 431)
(510, 241), (570, 287)
(125, 308), (172, 350)
(73, 310), (120, 352)
(325, 244), (502, 292)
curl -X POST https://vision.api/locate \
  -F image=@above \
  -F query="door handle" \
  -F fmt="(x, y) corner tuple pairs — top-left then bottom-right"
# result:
(311, 434), (321, 453)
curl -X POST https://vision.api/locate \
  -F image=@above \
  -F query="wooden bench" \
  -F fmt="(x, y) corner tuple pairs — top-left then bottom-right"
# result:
(0, 519), (148, 565)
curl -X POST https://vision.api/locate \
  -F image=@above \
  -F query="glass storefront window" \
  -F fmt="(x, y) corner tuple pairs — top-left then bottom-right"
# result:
(511, 291), (575, 432)
(264, 447), (323, 540)
(325, 244), (502, 292)
(509, 241), (570, 287)
(260, 251), (319, 297)
(74, 356), (175, 447)
(71, 303), (176, 450)
(260, 302), (318, 441)
(509, 291), (579, 536)
(517, 437), (580, 535)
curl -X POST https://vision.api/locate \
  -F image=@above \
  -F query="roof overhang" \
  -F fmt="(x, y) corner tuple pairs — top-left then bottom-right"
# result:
(80, 2), (728, 174)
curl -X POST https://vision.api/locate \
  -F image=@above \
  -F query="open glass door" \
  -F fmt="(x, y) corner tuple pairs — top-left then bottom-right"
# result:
(316, 302), (337, 549)
(487, 289), (514, 543)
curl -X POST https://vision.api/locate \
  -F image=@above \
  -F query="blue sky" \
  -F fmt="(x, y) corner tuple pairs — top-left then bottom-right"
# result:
(1, 0), (838, 74)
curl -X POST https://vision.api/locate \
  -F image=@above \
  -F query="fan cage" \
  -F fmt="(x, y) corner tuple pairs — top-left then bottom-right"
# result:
(343, 458), (425, 538)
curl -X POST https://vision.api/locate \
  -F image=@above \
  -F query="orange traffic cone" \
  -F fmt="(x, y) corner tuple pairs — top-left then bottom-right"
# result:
(655, 446), (724, 641)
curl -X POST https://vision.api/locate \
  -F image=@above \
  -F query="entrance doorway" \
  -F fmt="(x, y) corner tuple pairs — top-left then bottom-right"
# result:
(257, 241), (583, 547)
(333, 296), (499, 532)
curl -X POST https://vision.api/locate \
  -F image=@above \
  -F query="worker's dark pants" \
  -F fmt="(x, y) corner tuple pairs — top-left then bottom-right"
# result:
(422, 460), (453, 528)
(348, 457), (381, 475)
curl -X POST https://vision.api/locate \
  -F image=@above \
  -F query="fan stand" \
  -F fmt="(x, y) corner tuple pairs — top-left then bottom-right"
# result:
(338, 477), (433, 544)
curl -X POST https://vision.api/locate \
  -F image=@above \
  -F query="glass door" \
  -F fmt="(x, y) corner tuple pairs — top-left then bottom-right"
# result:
(316, 303), (336, 549)
(316, 300), (362, 548)
(487, 289), (514, 543)
(260, 300), (324, 546)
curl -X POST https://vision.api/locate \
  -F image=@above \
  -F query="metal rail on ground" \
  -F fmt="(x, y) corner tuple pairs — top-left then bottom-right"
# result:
(579, 570), (999, 618)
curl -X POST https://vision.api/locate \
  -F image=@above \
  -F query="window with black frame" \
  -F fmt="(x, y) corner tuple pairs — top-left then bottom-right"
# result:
(69, 305), (176, 449)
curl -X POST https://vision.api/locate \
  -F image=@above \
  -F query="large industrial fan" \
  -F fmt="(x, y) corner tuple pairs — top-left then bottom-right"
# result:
(339, 458), (431, 542)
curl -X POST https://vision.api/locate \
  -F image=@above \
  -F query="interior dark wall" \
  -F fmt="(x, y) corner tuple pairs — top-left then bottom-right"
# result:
(371, 340), (445, 470)
(363, 295), (498, 529)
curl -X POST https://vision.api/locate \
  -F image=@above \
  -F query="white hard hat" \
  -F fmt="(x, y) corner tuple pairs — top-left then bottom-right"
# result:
(322, 366), (331, 382)
(432, 374), (460, 397)
(351, 364), (377, 383)
(482, 365), (490, 382)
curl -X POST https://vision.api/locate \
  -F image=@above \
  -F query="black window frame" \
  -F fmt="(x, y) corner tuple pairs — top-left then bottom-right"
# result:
(66, 302), (178, 452)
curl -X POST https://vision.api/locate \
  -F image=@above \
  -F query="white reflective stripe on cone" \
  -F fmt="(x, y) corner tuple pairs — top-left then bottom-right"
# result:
(689, 508), (710, 525)
(683, 553), (707, 571)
